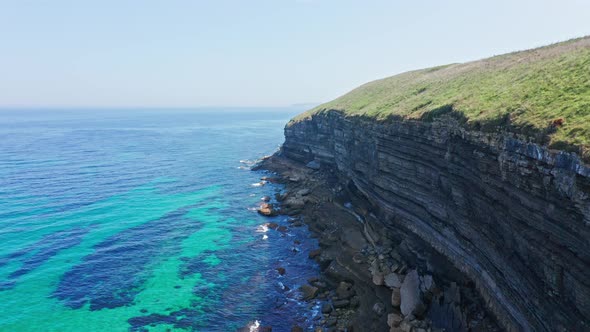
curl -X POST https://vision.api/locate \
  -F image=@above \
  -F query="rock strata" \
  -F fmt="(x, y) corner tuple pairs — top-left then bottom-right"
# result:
(276, 110), (590, 331)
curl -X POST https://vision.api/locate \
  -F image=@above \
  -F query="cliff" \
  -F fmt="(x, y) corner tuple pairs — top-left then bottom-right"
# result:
(279, 38), (590, 331)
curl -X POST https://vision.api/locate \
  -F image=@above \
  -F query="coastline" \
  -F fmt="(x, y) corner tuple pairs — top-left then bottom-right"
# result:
(252, 155), (500, 332)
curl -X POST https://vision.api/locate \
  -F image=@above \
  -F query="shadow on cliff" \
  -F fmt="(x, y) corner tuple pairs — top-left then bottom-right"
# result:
(321, 105), (587, 162)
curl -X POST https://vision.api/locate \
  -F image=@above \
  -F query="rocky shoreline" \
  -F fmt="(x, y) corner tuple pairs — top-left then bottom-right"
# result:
(250, 155), (500, 332)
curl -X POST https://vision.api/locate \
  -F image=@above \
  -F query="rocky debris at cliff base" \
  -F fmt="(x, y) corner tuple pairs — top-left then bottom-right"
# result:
(255, 155), (501, 332)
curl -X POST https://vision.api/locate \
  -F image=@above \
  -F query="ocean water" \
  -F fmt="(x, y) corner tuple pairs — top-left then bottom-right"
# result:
(0, 109), (319, 331)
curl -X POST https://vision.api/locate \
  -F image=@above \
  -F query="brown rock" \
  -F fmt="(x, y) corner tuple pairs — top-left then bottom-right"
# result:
(391, 288), (401, 307)
(258, 203), (277, 216)
(276, 267), (286, 275)
(291, 326), (304, 332)
(309, 249), (321, 259)
(373, 273), (385, 286)
(277, 225), (288, 233)
(387, 313), (403, 328)
(299, 284), (319, 300)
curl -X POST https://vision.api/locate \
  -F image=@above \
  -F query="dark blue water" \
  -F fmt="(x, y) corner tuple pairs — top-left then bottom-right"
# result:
(0, 108), (319, 331)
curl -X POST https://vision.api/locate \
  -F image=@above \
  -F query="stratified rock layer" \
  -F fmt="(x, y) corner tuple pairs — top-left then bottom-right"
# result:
(282, 110), (590, 331)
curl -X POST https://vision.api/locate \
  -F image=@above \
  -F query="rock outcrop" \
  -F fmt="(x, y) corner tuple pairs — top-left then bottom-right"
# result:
(280, 110), (590, 331)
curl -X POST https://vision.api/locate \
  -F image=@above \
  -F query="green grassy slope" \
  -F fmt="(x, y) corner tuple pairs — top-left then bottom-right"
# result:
(295, 36), (590, 158)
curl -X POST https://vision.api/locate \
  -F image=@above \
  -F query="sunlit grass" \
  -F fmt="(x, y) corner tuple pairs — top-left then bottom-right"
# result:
(294, 36), (590, 160)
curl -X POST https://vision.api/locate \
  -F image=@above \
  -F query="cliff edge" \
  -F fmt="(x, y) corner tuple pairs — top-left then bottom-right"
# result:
(282, 37), (590, 331)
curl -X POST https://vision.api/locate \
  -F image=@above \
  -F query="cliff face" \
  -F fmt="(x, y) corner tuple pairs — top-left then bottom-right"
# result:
(282, 110), (590, 331)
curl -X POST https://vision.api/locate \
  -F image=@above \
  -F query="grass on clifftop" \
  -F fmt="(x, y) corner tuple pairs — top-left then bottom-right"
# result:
(295, 36), (590, 159)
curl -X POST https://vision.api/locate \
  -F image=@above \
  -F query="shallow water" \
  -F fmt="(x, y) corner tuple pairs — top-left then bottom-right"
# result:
(0, 108), (319, 331)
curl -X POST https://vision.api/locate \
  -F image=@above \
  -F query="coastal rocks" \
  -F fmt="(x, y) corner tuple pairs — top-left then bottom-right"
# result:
(299, 284), (319, 300)
(276, 267), (286, 276)
(257, 203), (277, 216)
(255, 155), (486, 331)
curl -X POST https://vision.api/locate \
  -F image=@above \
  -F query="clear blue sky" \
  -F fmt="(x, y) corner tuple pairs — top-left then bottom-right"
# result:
(1, 0), (589, 108)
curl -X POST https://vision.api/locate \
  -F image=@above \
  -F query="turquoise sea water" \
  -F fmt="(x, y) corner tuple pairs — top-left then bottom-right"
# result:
(0, 109), (319, 331)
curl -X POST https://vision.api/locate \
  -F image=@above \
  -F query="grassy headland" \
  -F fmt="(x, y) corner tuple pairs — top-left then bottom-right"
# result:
(295, 36), (590, 159)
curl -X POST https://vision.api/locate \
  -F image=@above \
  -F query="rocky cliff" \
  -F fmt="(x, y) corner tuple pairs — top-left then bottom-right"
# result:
(280, 110), (590, 331)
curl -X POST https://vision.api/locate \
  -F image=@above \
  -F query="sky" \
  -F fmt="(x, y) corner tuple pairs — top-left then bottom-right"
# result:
(0, 0), (589, 108)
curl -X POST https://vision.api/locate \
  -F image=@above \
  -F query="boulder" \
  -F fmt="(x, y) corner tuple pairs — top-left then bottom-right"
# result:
(306, 160), (321, 170)
(299, 284), (319, 300)
(400, 270), (422, 316)
(276, 267), (286, 275)
(391, 288), (401, 307)
(384, 273), (403, 288)
(373, 273), (385, 286)
(387, 312), (403, 327)
(321, 303), (332, 314)
(291, 326), (304, 332)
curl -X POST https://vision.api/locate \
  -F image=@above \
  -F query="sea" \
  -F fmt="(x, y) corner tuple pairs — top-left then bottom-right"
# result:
(0, 108), (320, 331)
